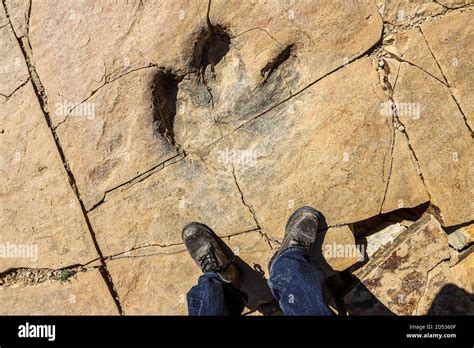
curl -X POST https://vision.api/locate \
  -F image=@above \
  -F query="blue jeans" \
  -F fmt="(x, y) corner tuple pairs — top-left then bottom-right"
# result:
(186, 246), (332, 315)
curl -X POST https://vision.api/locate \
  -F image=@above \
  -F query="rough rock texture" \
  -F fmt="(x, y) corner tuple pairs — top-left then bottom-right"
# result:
(89, 159), (258, 256)
(0, 3), (7, 26)
(383, 27), (445, 82)
(438, 0), (473, 8)
(380, 0), (445, 24)
(0, 24), (29, 97)
(448, 224), (474, 250)
(1, 0), (473, 315)
(0, 269), (118, 315)
(4, 0), (29, 37)
(0, 82), (98, 270)
(28, 0), (209, 127)
(210, 0), (382, 94)
(380, 130), (429, 213)
(364, 222), (407, 257)
(55, 68), (179, 209)
(344, 214), (471, 315)
(421, 10), (474, 129)
(416, 260), (474, 315)
(201, 58), (393, 231)
(449, 252), (474, 294)
(393, 63), (473, 226)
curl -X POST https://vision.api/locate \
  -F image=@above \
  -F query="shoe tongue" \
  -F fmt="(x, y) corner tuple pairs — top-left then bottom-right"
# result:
(213, 245), (228, 265)
(197, 243), (229, 272)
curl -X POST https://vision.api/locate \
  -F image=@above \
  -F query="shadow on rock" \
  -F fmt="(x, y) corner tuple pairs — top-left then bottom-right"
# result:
(309, 212), (395, 316)
(214, 232), (280, 316)
(234, 256), (281, 316)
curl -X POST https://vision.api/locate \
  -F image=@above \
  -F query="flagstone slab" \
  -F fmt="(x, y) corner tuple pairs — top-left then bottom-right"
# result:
(0, 269), (118, 315)
(393, 63), (473, 226)
(345, 214), (451, 315)
(55, 68), (178, 210)
(421, 10), (474, 129)
(89, 159), (258, 257)
(0, 82), (98, 271)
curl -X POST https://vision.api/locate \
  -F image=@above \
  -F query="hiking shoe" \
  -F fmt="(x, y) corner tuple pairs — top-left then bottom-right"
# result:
(182, 222), (242, 288)
(269, 206), (321, 270)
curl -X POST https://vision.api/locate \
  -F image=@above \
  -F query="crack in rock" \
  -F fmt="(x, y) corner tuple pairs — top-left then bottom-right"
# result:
(414, 258), (450, 315)
(418, 26), (473, 136)
(1, 0), (124, 315)
(102, 227), (265, 261)
(0, 264), (97, 288)
(373, 56), (432, 204)
(231, 165), (280, 249)
(382, 3), (473, 35)
(0, 76), (30, 100)
(54, 63), (165, 129)
(87, 152), (186, 212)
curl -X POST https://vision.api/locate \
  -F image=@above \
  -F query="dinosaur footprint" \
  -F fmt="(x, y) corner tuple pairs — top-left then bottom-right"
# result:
(152, 21), (297, 153)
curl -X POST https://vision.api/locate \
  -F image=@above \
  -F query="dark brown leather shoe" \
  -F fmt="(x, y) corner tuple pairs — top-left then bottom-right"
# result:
(182, 222), (242, 289)
(269, 206), (321, 270)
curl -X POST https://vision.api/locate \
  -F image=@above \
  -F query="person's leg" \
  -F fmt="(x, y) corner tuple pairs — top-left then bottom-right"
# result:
(183, 222), (248, 316)
(267, 206), (332, 316)
(268, 246), (332, 315)
(187, 272), (248, 316)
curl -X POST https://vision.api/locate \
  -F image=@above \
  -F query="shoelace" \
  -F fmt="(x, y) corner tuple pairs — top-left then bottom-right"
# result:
(198, 245), (235, 273)
(198, 248), (219, 273)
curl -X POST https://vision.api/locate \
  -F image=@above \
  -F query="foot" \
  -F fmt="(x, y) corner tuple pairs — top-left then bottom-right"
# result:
(269, 206), (321, 269)
(182, 222), (242, 289)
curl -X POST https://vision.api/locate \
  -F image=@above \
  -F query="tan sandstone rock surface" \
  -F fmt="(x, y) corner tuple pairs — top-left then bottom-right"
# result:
(0, 81), (98, 270)
(421, 10), (474, 129)
(393, 63), (473, 226)
(89, 159), (258, 256)
(55, 68), (180, 210)
(1, 0), (473, 315)
(0, 269), (118, 315)
(0, 24), (29, 98)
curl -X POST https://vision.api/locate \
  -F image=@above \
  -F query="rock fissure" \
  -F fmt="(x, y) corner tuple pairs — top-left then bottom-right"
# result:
(2, 0), (473, 316)
(0, 76), (30, 99)
(102, 227), (264, 261)
(382, 4), (473, 35)
(1, 0), (124, 315)
(0, 263), (98, 288)
(414, 258), (450, 315)
(87, 152), (186, 213)
(231, 165), (279, 249)
(54, 63), (165, 129)
(383, 50), (448, 86)
(418, 26), (473, 136)
(374, 57), (432, 204)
